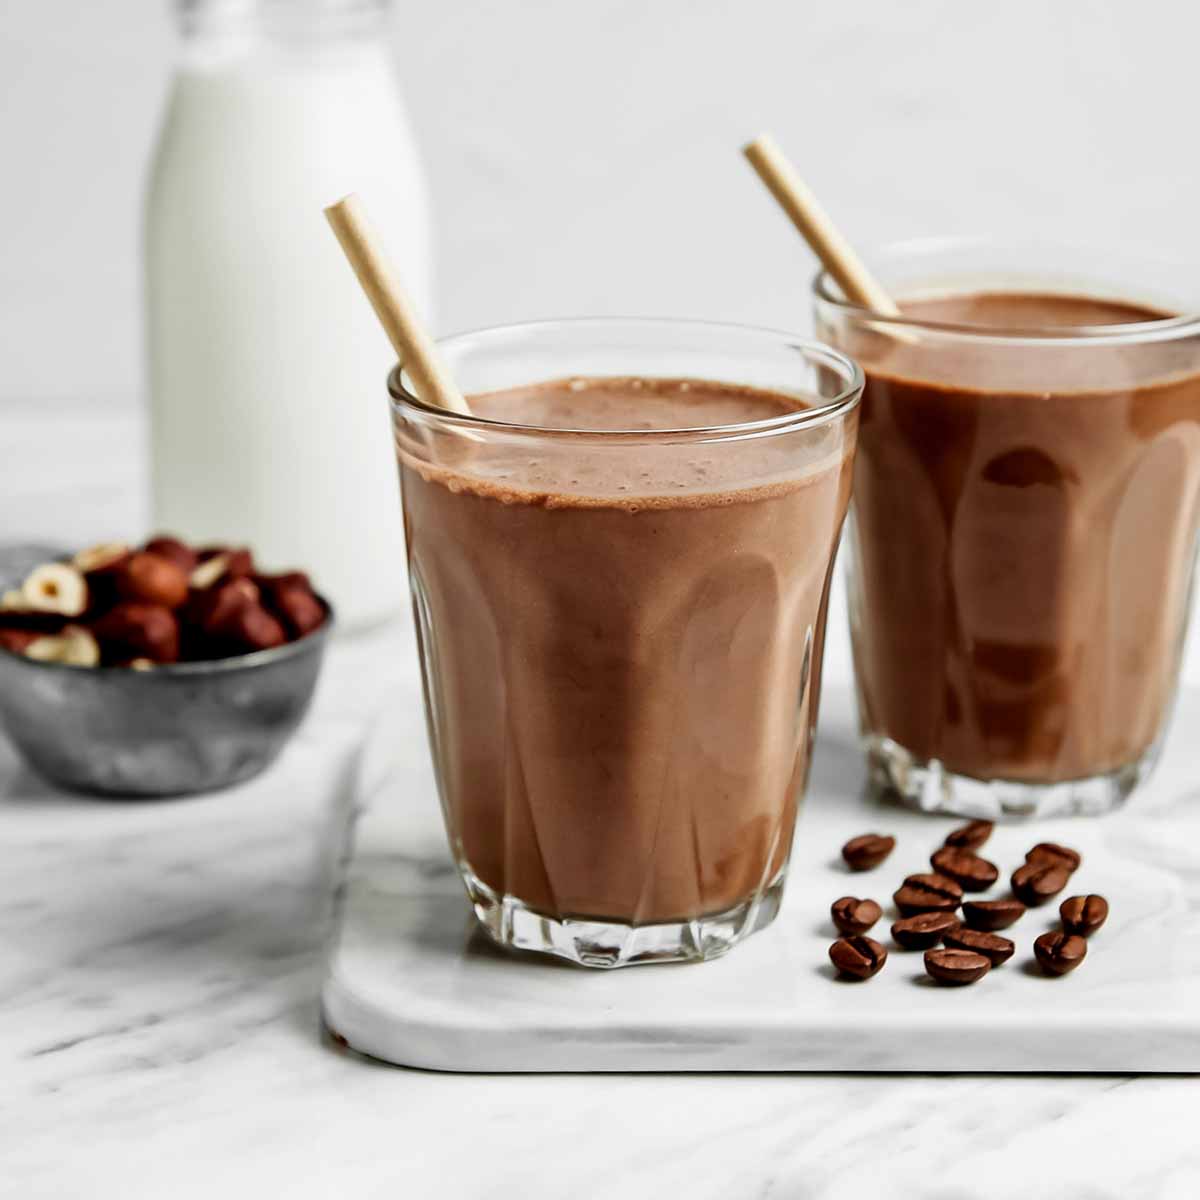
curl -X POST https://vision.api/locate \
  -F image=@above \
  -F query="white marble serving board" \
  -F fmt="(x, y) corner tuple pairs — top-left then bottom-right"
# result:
(322, 685), (1200, 1073)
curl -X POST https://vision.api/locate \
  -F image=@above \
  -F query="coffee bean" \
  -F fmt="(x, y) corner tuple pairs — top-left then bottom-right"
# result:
(1060, 894), (1108, 938)
(841, 833), (896, 871)
(943, 819), (994, 851)
(1034, 930), (1088, 976)
(924, 947), (991, 986)
(893, 872), (963, 916)
(891, 911), (960, 950)
(961, 898), (1026, 931)
(1011, 860), (1071, 906)
(831, 896), (883, 936)
(943, 927), (1015, 966)
(829, 935), (888, 980)
(1026, 842), (1081, 873)
(929, 846), (999, 892)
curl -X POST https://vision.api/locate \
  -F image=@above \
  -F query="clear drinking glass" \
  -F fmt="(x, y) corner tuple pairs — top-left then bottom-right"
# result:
(814, 236), (1200, 819)
(391, 319), (861, 966)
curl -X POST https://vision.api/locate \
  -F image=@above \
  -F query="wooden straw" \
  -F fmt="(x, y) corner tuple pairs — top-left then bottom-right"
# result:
(324, 193), (470, 415)
(742, 133), (901, 317)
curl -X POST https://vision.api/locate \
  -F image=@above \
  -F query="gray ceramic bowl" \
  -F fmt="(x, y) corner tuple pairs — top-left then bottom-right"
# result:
(0, 599), (333, 798)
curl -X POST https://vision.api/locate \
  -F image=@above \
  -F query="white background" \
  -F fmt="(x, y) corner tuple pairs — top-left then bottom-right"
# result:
(3, 0), (1199, 682)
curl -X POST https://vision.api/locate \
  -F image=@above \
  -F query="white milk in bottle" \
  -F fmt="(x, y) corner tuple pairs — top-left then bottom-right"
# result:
(145, 0), (432, 628)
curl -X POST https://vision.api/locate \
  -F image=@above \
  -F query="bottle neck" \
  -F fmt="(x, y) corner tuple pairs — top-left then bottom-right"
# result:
(176, 0), (389, 43)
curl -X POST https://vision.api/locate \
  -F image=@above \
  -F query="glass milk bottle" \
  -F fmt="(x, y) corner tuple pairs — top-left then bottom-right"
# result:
(145, 0), (432, 628)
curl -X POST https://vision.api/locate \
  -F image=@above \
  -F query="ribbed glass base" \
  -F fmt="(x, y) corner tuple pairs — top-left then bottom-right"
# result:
(865, 733), (1161, 819)
(461, 868), (787, 968)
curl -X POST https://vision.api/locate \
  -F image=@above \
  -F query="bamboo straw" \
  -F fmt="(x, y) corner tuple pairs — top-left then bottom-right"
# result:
(324, 193), (470, 415)
(742, 133), (901, 318)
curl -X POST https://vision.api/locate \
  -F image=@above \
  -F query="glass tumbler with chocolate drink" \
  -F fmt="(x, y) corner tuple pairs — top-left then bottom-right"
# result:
(391, 319), (861, 966)
(814, 236), (1200, 818)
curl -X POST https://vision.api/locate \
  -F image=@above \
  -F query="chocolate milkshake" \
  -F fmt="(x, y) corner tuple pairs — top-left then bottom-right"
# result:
(818, 281), (1200, 815)
(392, 329), (860, 967)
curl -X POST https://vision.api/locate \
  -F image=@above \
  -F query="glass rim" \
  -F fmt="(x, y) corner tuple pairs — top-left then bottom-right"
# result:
(811, 233), (1200, 347)
(388, 316), (864, 442)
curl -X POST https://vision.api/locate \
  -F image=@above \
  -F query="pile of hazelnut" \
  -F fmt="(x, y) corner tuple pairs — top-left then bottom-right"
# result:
(0, 536), (326, 668)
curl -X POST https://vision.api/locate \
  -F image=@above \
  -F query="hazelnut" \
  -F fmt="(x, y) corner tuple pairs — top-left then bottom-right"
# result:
(142, 535), (197, 573)
(24, 625), (101, 667)
(191, 547), (254, 590)
(73, 544), (131, 613)
(72, 541), (130, 575)
(191, 579), (284, 655)
(258, 572), (325, 638)
(217, 602), (287, 653)
(116, 552), (189, 609)
(0, 628), (38, 654)
(21, 563), (88, 617)
(261, 570), (311, 590)
(189, 555), (227, 591)
(183, 576), (259, 635)
(93, 603), (180, 664)
(204, 577), (260, 625)
(222, 548), (255, 578)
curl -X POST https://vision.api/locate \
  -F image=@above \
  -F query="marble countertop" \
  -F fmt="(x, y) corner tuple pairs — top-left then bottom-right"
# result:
(3, 402), (1200, 1198)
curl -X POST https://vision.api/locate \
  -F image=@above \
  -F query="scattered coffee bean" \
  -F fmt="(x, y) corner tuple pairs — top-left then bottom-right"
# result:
(924, 947), (991, 986)
(1060, 894), (1108, 938)
(1034, 930), (1088, 976)
(841, 833), (896, 871)
(943, 927), (1015, 966)
(1011, 859), (1071, 906)
(831, 896), (883, 936)
(824, 831), (1106, 988)
(1026, 842), (1081, 873)
(943, 819), (994, 851)
(929, 846), (999, 892)
(829, 935), (888, 980)
(891, 911), (960, 950)
(961, 898), (1026, 931)
(893, 872), (963, 916)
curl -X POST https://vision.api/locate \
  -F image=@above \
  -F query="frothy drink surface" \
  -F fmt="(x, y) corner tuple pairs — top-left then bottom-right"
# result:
(848, 291), (1200, 782)
(470, 376), (792, 431)
(399, 378), (854, 923)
